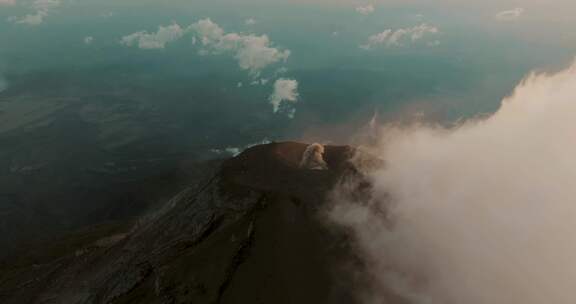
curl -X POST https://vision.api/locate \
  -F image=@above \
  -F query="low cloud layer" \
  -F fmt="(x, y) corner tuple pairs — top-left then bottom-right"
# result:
(332, 60), (576, 303)
(361, 24), (439, 49)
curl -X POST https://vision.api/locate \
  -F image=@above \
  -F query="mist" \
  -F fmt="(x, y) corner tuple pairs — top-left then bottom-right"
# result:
(331, 60), (576, 303)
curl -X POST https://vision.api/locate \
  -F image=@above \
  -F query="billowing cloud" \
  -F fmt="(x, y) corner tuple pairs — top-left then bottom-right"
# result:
(331, 60), (576, 303)
(9, 0), (60, 26)
(269, 78), (299, 114)
(121, 24), (185, 49)
(361, 24), (439, 49)
(356, 4), (375, 15)
(495, 7), (525, 21)
(190, 18), (290, 74)
(189, 18), (224, 46)
(245, 18), (257, 25)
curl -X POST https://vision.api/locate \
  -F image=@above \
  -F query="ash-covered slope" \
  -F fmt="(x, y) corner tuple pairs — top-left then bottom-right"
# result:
(0, 142), (373, 304)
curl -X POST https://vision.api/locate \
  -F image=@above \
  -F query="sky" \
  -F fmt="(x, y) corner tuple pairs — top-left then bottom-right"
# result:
(0, 0), (575, 147)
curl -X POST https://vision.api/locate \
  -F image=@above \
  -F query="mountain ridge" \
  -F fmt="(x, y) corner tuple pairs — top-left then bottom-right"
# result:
(0, 142), (375, 304)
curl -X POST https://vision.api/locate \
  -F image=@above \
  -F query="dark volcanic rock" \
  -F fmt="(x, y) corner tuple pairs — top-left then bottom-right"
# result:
(0, 142), (372, 304)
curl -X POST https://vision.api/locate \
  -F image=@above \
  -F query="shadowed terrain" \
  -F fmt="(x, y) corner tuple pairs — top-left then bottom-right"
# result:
(0, 142), (377, 304)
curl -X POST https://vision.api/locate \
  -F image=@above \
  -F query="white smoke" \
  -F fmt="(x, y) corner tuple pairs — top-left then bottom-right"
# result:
(331, 60), (576, 304)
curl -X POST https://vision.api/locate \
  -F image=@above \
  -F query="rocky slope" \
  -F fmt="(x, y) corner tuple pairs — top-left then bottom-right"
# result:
(0, 142), (376, 304)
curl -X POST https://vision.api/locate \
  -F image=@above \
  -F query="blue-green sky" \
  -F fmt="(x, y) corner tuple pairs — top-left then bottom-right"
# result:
(1, 0), (575, 148)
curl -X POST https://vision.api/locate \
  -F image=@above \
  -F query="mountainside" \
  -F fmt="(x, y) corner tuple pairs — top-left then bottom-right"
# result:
(0, 142), (378, 304)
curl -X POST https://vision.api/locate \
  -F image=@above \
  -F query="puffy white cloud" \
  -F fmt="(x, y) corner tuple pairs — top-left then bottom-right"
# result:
(495, 7), (525, 21)
(121, 24), (185, 49)
(9, 0), (60, 26)
(331, 60), (576, 304)
(84, 36), (94, 45)
(120, 18), (298, 114)
(235, 35), (290, 73)
(120, 19), (289, 74)
(190, 18), (290, 74)
(356, 4), (375, 15)
(190, 18), (225, 46)
(361, 24), (440, 49)
(269, 78), (299, 113)
(245, 18), (257, 25)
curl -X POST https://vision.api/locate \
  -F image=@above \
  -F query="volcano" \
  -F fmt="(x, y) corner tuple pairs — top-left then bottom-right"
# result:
(0, 142), (378, 304)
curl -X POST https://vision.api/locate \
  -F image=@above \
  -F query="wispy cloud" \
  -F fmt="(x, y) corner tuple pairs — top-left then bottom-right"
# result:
(356, 4), (375, 15)
(9, 0), (61, 26)
(495, 7), (525, 21)
(361, 24), (440, 50)
(121, 24), (185, 49)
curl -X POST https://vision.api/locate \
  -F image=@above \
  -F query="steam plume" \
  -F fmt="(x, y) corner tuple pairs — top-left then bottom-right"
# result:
(331, 60), (576, 303)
